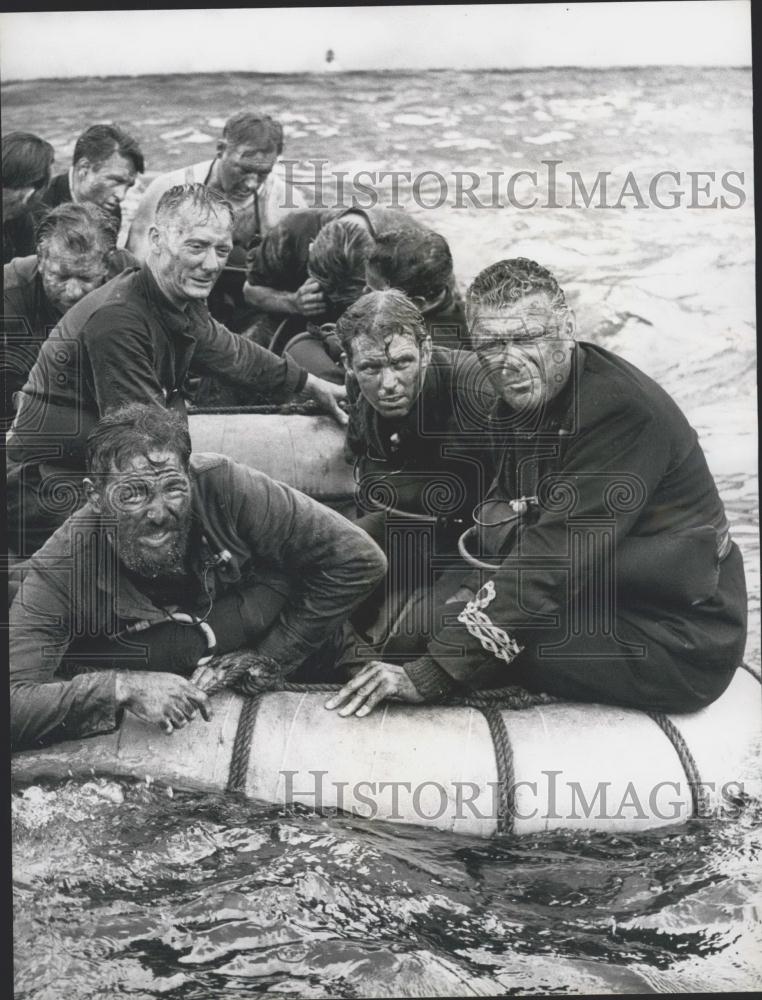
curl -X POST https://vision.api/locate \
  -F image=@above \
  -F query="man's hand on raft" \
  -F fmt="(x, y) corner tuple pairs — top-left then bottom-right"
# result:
(303, 373), (348, 426)
(115, 672), (212, 735)
(325, 661), (424, 718)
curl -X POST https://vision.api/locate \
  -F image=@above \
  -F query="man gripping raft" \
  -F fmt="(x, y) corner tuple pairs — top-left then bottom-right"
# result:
(326, 258), (747, 717)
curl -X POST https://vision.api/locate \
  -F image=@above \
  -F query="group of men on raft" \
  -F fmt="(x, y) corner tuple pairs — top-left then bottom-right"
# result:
(4, 111), (747, 751)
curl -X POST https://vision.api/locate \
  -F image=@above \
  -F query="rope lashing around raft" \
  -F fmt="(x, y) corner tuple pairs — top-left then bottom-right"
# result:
(647, 711), (708, 817)
(477, 706), (516, 835)
(213, 652), (556, 815)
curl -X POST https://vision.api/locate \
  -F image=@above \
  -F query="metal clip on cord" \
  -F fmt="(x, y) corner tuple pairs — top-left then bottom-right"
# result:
(165, 612), (218, 666)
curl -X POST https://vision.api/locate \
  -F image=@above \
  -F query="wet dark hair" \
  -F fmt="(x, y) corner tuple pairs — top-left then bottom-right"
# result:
(336, 289), (428, 361)
(308, 220), (375, 312)
(86, 403), (191, 479)
(466, 258), (566, 319)
(36, 202), (118, 258)
(155, 182), (234, 231)
(72, 123), (145, 174)
(2, 131), (55, 192)
(368, 228), (453, 301)
(222, 111), (284, 155)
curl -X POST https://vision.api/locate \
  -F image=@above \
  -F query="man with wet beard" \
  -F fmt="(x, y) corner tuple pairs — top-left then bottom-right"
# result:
(9, 403), (387, 751)
(326, 258), (747, 718)
(6, 183), (348, 558)
(3, 202), (137, 419)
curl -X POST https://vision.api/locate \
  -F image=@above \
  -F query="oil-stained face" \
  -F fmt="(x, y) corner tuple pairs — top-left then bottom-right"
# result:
(344, 328), (432, 419)
(149, 204), (233, 305)
(74, 152), (137, 214)
(217, 140), (279, 199)
(39, 237), (109, 313)
(470, 292), (575, 412)
(86, 450), (192, 579)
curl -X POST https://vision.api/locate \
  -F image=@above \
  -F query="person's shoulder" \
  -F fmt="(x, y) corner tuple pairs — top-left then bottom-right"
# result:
(40, 172), (70, 208)
(190, 451), (282, 504)
(577, 342), (677, 424)
(65, 269), (144, 337)
(139, 161), (212, 200)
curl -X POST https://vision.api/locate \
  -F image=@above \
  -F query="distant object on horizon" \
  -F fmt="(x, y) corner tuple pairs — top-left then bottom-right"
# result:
(323, 47), (341, 73)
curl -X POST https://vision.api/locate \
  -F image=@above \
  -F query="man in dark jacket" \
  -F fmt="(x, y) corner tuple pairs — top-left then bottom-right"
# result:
(10, 403), (387, 751)
(3, 202), (137, 420)
(326, 258), (747, 717)
(332, 288), (493, 652)
(35, 123), (144, 234)
(6, 183), (348, 557)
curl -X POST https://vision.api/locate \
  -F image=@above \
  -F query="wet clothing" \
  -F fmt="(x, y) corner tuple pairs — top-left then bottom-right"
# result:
(10, 452), (387, 750)
(369, 342), (746, 713)
(126, 159), (307, 332)
(6, 264), (308, 556)
(2, 249), (138, 418)
(246, 207), (347, 294)
(343, 347), (494, 636)
(2, 213), (36, 264)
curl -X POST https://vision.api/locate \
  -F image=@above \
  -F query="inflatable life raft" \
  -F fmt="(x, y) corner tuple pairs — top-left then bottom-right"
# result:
(11, 669), (761, 837)
(11, 413), (762, 836)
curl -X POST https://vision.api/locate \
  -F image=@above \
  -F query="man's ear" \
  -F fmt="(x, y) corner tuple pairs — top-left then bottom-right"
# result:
(83, 477), (102, 513)
(216, 139), (227, 158)
(421, 335), (433, 368)
(73, 157), (91, 177)
(147, 223), (161, 256)
(564, 308), (577, 340)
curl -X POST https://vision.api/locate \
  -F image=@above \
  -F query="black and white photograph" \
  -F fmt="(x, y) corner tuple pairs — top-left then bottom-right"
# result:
(3, 3), (759, 997)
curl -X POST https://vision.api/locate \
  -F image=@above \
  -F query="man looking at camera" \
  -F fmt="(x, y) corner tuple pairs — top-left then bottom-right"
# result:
(6, 183), (347, 557)
(10, 403), (386, 750)
(326, 258), (746, 718)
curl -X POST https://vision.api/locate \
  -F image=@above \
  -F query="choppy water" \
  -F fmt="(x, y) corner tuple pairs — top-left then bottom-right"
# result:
(6, 67), (759, 996)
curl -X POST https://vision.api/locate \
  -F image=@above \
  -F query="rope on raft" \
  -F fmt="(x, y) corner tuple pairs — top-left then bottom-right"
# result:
(217, 660), (760, 823)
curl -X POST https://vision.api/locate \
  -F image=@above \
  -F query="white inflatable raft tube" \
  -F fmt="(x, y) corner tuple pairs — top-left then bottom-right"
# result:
(188, 412), (356, 501)
(11, 669), (761, 837)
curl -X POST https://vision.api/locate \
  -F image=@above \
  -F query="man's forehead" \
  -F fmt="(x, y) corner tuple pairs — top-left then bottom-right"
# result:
(353, 329), (421, 360)
(108, 450), (186, 477)
(42, 244), (107, 272)
(168, 206), (232, 239)
(93, 151), (136, 178)
(228, 141), (278, 160)
(472, 292), (557, 321)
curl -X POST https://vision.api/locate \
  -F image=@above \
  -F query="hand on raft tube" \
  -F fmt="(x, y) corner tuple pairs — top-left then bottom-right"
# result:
(191, 650), (284, 695)
(325, 661), (424, 718)
(115, 671), (212, 735)
(303, 373), (349, 426)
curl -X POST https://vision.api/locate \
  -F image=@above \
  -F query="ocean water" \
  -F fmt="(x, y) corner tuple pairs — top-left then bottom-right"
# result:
(6, 67), (760, 997)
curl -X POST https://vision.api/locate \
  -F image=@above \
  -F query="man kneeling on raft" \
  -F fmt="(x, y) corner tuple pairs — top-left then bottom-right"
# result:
(10, 403), (386, 751)
(326, 258), (747, 718)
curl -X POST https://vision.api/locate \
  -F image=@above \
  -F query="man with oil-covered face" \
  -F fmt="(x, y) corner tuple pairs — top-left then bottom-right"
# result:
(3, 203), (137, 419)
(6, 183), (347, 556)
(126, 111), (306, 336)
(36, 123), (144, 233)
(323, 289), (493, 711)
(327, 259), (746, 719)
(9, 404), (386, 750)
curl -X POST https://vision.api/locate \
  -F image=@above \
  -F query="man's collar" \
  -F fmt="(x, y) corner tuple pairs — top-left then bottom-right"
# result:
(68, 166), (81, 204)
(138, 263), (201, 334)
